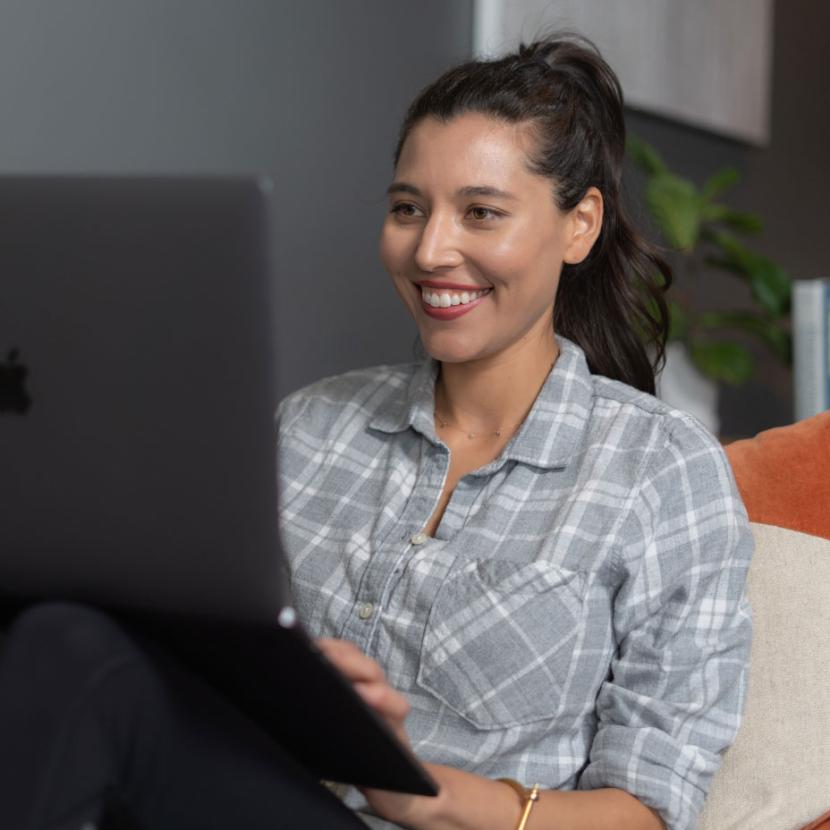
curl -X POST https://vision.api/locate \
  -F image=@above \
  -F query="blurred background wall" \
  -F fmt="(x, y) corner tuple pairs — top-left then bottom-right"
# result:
(0, 0), (827, 438)
(0, 0), (473, 399)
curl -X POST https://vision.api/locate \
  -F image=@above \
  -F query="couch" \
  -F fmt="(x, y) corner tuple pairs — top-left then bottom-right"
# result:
(697, 410), (830, 830)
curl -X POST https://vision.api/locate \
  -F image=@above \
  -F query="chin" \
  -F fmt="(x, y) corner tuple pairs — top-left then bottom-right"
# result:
(418, 334), (489, 365)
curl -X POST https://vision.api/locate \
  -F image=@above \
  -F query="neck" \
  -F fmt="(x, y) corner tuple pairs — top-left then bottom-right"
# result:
(435, 329), (560, 435)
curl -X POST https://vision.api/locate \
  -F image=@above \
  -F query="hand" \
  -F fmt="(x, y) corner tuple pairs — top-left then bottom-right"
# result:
(314, 638), (411, 748)
(315, 638), (441, 827)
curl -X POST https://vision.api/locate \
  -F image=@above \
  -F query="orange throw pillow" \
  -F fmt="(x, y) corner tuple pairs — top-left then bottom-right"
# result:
(802, 809), (830, 830)
(725, 410), (830, 541)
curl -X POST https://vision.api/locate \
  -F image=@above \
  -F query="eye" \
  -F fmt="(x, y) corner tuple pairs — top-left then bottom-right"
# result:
(467, 206), (502, 222)
(389, 202), (423, 219)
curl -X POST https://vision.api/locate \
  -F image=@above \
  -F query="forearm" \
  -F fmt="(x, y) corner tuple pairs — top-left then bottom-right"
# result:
(398, 763), (666, 830)
(319, 639), (667, 829)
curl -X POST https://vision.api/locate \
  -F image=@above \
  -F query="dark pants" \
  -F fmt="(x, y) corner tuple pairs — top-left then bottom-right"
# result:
(0, 602), (367, 830)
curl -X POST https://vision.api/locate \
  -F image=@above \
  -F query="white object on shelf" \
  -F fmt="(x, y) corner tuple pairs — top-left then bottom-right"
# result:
(792, 278), (830, 422)
(656, 341), (720, 436)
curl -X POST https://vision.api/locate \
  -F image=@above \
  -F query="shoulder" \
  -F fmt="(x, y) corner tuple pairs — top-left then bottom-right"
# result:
(589, 373), (727, 473)
(585, 373), (743, 535)
(277, 362), (419, 439)
(553, 338), (723, 476)
(588, 376), (750, 572)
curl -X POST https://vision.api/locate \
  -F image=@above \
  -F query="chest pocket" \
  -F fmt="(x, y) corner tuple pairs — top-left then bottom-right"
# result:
(416, 559), (588, 730)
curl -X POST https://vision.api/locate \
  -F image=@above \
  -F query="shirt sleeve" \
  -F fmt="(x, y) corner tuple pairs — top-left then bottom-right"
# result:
(576, 414), (754, 830)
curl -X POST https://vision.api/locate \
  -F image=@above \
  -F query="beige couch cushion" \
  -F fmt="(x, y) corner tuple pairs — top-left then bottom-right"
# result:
(698, 522), (830, 830)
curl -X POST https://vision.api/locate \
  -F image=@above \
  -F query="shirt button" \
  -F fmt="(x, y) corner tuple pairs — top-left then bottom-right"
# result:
(410, 532), (429, 546)
(357, 602), (374, 620)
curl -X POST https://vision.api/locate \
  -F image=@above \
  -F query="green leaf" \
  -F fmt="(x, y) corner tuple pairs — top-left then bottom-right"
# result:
(689, 341), (754, 384)
(698, 310), (792, 363)
(750, 260), (791, 316)
(700, 204), (763, 234)
(717, 209), (763, 234)
(702, 167), (740, 199)
(647, 173), (702, 250)
(626, 134), (667, 175)
(704, 232), (792, 316)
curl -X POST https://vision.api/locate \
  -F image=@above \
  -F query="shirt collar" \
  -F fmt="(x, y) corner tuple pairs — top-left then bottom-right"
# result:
(368, 357), (438, 438)
(368, 336), (595, 471)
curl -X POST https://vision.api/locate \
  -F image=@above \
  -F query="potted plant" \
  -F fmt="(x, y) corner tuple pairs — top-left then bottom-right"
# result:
(627, 134), (792, 433)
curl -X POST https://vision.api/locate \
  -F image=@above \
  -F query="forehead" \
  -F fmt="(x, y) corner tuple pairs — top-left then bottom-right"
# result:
(395, 113), (542, 189)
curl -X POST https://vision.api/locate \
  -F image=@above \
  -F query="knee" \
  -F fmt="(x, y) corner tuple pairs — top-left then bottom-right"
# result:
(3, 601), (138, 678)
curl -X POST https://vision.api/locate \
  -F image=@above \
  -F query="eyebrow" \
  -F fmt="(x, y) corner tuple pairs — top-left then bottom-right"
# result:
(386, 182), (518, 201)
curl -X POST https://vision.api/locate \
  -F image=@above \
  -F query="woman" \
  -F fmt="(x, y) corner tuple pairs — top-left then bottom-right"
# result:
(277, 33), (752, 830)
(0, 34), (752, 830)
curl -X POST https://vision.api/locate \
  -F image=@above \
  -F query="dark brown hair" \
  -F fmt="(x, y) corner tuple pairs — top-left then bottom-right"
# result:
(393, 34), (671, 394)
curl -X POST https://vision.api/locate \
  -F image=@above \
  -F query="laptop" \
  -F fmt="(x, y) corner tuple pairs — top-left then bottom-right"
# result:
(0, 175), (437, 796)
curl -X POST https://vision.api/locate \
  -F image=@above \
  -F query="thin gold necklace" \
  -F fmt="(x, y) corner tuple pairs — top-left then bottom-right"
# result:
(433, 412), (513, 440)
(434, 358), (556, 441)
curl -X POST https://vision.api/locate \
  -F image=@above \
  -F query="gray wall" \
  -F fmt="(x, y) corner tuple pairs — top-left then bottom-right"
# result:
(0, 0), (473, 398)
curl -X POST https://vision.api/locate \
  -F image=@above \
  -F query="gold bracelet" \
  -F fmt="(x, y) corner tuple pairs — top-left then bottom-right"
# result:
(497, 778), (542, 830)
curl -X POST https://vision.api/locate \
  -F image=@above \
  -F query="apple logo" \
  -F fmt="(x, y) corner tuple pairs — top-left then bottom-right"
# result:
(0, 348), (32, 414)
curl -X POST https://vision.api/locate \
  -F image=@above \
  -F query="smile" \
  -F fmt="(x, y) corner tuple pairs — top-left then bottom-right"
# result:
(415, 283), (491, 320)
(420, 286), (490, 308)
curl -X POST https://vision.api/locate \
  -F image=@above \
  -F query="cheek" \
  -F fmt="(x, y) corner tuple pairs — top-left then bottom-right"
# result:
(481, 224), (543, 272)
(479, 229), (563, 291)
(379, 223), (410, 274)
(474, 245), (539, 289)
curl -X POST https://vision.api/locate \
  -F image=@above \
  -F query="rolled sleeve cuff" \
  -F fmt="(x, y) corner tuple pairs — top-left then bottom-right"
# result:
(576, 723), (718, 830)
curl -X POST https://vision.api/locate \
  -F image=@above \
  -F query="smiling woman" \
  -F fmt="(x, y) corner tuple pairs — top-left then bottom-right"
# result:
(277, 33), (753, 830)
(0, 32), (752, 830)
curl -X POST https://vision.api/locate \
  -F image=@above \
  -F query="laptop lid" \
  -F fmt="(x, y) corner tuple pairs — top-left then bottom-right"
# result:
(0, 175), (282, 620)
(0, 174), (437, 795)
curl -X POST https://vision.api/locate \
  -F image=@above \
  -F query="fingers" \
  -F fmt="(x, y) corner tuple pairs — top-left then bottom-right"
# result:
(316, 637), (384, 683)
(316, 638), (411, 723)
(356, 678), (411, 722)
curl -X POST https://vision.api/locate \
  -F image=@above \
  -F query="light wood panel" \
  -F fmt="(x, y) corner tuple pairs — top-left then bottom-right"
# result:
(474, 0), (773, 145)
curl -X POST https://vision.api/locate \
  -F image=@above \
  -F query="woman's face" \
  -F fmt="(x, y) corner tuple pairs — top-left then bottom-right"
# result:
(379, 112), (598, 366)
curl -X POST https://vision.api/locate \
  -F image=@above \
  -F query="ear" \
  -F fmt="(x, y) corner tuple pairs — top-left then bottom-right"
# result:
(563, 187), (604, 264)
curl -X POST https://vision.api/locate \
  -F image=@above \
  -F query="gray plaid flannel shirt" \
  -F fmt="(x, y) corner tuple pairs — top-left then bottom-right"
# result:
(277, 336), (753, 830)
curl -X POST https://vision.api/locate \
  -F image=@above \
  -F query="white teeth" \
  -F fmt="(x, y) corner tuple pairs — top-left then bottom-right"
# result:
(420, 286), (488, 307)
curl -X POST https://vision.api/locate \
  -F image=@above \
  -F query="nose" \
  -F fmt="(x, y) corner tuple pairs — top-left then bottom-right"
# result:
(414, 211), (463, 273)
